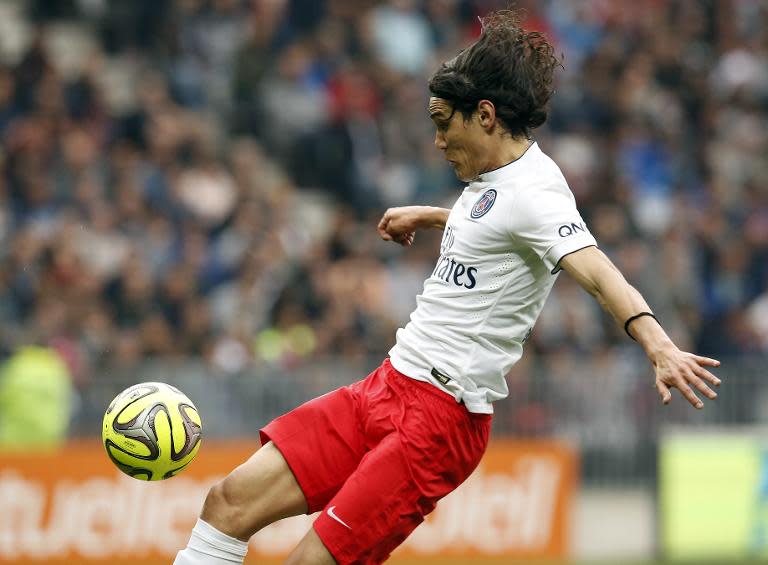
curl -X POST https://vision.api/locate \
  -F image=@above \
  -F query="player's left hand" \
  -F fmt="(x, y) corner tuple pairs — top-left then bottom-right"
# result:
(377, 207), (422, 246)
(652, 347), (721, 409)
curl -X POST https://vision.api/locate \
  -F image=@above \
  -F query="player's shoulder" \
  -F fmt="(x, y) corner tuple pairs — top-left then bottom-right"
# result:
(504, 148), (580, 228)
(512, 148), (573, 204)
(470, 142), (574, 219)
(522, 143), (569, 189)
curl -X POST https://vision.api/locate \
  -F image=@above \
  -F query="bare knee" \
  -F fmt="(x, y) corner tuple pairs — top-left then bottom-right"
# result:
(199, 442), (308, 542)
(201, 476), (251, 540)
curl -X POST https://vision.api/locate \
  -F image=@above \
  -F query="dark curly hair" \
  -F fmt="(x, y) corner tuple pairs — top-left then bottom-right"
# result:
(428, 9), (561, 139)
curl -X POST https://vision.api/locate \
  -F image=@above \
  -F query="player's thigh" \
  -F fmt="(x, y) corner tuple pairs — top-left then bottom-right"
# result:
(260, 384), (368, 513)
(202, 441), (307, 539)
(285, 527), (337, 565)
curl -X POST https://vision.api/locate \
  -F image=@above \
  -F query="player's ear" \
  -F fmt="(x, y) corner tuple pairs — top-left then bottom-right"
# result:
(476, 100), (496, 129)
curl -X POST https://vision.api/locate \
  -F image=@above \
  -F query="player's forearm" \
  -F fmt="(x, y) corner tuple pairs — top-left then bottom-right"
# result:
(592, 271), (676, 359)
(562, 248), (678, 362)
(420, 207), (450, 230)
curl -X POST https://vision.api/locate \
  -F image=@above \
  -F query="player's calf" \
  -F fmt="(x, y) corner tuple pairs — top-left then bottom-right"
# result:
(285, 528), (338, 565)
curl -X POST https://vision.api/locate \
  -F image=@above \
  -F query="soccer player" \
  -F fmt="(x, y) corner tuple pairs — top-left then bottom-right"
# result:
(174, 9), (720, 565)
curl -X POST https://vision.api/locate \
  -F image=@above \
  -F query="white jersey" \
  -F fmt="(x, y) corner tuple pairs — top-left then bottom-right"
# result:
(389, 142), (597, 413)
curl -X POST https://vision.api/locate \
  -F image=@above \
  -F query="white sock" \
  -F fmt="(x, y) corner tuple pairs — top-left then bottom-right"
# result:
(174, 518), (249, 564)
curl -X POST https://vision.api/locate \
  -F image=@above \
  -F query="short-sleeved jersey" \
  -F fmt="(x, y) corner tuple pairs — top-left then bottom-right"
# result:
(389, 142), (597, 413)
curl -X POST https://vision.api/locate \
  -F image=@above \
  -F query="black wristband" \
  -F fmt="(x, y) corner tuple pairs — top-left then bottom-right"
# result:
(624, 311), (659, 340)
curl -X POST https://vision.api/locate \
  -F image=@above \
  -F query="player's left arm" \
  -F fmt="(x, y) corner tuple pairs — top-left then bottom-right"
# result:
(558, 245), (721, 409)
(377, 206), (450, 246)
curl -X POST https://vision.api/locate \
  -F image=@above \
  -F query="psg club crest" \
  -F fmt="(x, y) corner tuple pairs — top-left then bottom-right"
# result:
(471, 189), (497, 219)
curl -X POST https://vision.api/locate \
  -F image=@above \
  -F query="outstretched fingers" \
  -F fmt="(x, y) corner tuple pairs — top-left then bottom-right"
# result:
(677, 381), (704, 409)
(693, 355), (721, 368)
(655, 352), (721, 409)
(657, 375), (705, 409)
(687, 371), (717, 400)
(691, 362), (721, 388)
(656, 380), (672, 405)
(658, 370), (719, 409)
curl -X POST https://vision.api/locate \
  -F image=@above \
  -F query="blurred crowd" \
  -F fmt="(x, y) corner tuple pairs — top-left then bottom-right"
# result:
(0, 0), (767, 437)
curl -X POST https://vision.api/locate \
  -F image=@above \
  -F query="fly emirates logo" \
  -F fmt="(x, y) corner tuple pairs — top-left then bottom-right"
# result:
(432, 226), (478, 289)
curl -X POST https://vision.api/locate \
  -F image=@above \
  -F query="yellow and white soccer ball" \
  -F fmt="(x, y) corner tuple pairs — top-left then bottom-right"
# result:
(102, 382), (202, 481)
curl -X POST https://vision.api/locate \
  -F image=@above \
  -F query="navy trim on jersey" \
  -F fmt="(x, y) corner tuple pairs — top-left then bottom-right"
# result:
(551, 244), (598, 274)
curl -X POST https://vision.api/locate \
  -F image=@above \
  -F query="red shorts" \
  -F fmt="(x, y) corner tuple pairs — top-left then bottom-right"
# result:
(259, 358), (492, 565)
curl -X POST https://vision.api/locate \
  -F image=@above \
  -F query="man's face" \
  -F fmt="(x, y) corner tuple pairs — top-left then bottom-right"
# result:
(428, 97), (486, 182)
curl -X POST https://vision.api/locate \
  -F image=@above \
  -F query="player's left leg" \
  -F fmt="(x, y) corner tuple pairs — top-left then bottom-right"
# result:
(285, 527), (337, 565)
(312, 424), (489, 565)
(308, 362), (493, 565)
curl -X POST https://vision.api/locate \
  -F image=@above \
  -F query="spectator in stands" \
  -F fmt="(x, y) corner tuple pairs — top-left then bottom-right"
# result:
(0, 1), (765, 450)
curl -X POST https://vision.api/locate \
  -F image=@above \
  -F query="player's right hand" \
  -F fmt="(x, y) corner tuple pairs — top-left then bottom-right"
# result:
(652, 347), (721, 409)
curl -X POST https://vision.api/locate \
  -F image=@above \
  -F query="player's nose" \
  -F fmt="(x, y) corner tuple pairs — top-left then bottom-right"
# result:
(434, 131), (447, 151)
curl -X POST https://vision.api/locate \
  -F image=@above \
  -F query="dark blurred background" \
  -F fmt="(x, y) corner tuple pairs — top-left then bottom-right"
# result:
(1, 2), (768, 563)
(0, 0), (767, 478)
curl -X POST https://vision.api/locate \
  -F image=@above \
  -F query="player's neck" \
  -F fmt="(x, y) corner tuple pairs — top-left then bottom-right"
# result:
(479, 136), (533, 175)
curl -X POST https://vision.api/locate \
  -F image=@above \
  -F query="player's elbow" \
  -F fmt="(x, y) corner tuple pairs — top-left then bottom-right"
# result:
(582, 260), (625, 300)
(573, 272), (602, 299)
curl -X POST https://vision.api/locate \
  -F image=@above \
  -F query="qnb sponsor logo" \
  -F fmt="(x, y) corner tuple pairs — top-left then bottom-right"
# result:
(557, 222), (587, 238)
(432, 254), (477, 289)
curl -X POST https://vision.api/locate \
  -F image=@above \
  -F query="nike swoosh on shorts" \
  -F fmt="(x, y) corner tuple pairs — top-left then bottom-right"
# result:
(327, 506), (352, 530)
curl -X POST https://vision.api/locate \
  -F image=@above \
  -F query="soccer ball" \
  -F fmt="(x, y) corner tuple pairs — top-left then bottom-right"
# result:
(102, 382), (202, 481)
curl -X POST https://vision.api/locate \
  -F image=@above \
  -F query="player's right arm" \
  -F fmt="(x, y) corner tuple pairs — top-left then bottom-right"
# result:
(558, 246), (721, 409)
(377, 206), (450, 246)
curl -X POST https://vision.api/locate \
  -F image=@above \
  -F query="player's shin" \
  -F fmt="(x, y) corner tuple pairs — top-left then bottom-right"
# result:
(174, 518), (249, 565)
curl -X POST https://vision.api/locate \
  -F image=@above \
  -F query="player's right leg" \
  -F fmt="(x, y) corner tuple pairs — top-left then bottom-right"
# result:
(174, 377), (369, 565)
(202, 441), (309, 539)
(173, 441), (309, 565)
